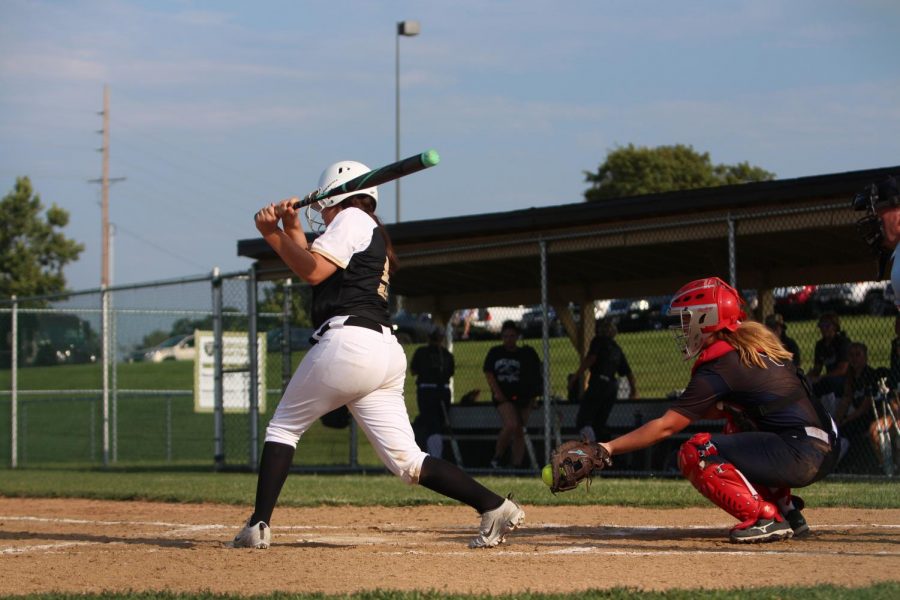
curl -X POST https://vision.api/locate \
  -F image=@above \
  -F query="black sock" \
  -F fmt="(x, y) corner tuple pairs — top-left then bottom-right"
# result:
(248, 441), (295, 526)
(418, 456), (504, 514)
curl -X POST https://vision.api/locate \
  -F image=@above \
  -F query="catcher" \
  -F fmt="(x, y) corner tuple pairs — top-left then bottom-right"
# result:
(548, 277), (839, 544)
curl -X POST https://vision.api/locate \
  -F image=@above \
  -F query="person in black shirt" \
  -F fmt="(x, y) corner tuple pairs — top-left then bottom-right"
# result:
(834, 342), (878, 472)
(410, 326), (455, 458)
(764, 313), (801, 369)
(231, 160), (524, 550)
(570, 318), (638, 442)
(596, 277), (838, 544)
(483, 320), (542, 469)
(808, 312), (851, 402)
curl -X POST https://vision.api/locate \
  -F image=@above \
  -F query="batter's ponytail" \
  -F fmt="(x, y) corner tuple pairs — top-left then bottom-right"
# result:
(341, 195), (398, 275)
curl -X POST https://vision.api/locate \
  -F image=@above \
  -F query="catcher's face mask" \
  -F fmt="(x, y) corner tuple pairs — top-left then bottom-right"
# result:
(668, 307), (713, 360)
(666, 277), (745, 360)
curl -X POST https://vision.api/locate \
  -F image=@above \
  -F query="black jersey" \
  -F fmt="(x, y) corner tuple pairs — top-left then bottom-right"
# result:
(586, 335), (632, 381)
(813, 331), (851, 375)
(483, 345), (542, 402)
(309, 207), (391, 328)
(410, 345), (455, 386)
(672, 343), (822, 433)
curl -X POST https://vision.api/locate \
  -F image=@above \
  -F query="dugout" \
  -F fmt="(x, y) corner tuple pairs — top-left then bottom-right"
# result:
(238, 164), (899, 353)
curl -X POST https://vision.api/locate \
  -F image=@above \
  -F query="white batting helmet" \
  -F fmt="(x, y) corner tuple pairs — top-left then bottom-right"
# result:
(313, 160), (378, 211)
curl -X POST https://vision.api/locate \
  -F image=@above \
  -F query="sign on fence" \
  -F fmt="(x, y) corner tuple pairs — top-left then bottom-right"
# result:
(193, 330), (266, 413)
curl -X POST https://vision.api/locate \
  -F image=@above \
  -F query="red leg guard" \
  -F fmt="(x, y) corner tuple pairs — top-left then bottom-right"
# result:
(678, 433), (781, 529)
(760, 486), (805, 514)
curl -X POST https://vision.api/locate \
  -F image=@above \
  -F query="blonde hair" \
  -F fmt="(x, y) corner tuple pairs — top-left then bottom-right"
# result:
(713, 320), (794, 368)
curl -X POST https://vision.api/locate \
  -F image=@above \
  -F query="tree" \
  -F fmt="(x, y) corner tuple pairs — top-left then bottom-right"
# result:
(0, 177), (84, 298)
(583, 144), (775, 202)
(258, 281), (313, 328)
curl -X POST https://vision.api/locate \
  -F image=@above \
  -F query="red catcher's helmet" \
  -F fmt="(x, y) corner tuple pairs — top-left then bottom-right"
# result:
(667, 277), (747, 359)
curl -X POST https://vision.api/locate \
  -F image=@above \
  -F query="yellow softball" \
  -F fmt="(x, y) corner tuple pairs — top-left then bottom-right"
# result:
(541, 464), (554, 487)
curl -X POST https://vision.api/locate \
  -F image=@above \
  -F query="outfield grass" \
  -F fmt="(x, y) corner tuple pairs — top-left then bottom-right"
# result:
(0, 470), (898, 509)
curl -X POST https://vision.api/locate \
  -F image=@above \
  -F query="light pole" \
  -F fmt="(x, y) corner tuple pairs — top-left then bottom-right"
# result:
(395, 20), (420, 223)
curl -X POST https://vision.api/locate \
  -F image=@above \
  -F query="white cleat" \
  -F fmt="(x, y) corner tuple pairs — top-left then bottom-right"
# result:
(228, 520), (271, 549)
(469, 495), (525, 549)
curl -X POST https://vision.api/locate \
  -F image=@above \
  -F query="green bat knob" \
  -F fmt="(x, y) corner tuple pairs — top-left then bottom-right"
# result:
(421, 149), (440, 167)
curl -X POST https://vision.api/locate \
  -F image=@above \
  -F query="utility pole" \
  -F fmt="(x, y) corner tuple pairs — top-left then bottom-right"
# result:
(88, 84), (124, 468)
(89, 84), (125, 287)
(101, 85), (110, 287)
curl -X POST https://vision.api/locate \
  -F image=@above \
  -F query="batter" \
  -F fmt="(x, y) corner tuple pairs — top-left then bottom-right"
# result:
(231, 160), (524, 549)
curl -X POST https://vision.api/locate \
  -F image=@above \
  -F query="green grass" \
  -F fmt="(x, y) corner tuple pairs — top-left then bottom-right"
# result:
(6, 584), (900, 599)
(1, 470), (898, 509)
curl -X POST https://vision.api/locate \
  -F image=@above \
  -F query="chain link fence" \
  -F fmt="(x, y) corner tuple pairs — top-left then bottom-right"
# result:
(2, 198), (899, 478)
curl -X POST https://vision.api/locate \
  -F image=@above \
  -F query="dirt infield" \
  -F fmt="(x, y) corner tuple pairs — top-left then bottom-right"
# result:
(1, 498), (899, 595)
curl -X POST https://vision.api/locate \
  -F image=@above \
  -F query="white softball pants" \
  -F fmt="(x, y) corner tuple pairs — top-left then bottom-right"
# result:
(265, 318), (428, 484)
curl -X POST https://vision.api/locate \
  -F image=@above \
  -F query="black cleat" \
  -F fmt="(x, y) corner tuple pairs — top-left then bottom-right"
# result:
(729, 518), (793, 544)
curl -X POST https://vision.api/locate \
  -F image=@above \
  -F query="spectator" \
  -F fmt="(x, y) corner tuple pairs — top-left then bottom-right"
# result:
(569, 318), (638, 442)
(833, 342), (878, 472)
(454, 308), (477, 340)
(807, 312), (851, 406)
(764, 313), (801, 368)
(483, 320), (542, 469)
(410, 326), (455, 458)
(889, 314), (900, 391)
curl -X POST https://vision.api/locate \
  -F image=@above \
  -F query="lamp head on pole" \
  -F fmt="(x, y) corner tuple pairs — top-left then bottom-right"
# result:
(397, 20), (420, 36)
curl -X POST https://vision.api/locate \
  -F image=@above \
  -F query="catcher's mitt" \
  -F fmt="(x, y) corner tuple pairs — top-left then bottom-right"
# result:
(548, 440), (612, 493)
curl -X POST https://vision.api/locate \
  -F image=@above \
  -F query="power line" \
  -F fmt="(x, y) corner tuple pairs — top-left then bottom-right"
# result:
(113, 223), (211, 271)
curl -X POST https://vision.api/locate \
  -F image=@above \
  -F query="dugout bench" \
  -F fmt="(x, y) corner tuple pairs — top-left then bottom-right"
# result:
(444, 400), (725, 474)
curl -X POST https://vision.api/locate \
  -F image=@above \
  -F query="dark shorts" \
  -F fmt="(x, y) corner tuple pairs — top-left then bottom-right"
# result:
(709, 430), (836, 488)
(492, 395), (534, 409)
(416, 387), (450, 437)
(575, 380), (618, 431)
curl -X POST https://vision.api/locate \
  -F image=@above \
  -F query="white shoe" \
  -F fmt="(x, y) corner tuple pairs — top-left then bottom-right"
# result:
(229, 520), (271, 549)
(469, 495), (525, 548)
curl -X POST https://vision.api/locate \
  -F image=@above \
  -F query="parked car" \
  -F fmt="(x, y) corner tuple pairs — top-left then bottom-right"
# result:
(605, 296), (671, 332)
(266, 327), (315, 352)
(131, 334), (196, 362)
(811, 283), (861, 314)
(861, 282), (894, 315)
(452, 306), (530, 339)
(519, 305), (565, 338)
(391, 310), (435, 345)
(32, 340), (99, 366)
(774, 285), (817, 318)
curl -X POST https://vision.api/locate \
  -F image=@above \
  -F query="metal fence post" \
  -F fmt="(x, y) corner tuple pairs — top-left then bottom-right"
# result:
(247, 265), (260, 471)
(281, 278), (292, 393)
(10, 295), (17, 469)
(727, 214), (737, 289)
(166, 393), (173, 463)
(111, 291), (118, 463)
(90, 396), (97, 462)
(212, 267), (225, 470)
(540, 240), (551, 468)
(101, 286), (110, 467)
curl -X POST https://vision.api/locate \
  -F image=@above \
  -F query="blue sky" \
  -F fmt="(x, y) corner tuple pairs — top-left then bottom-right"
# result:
(1, 0), (898, 291)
